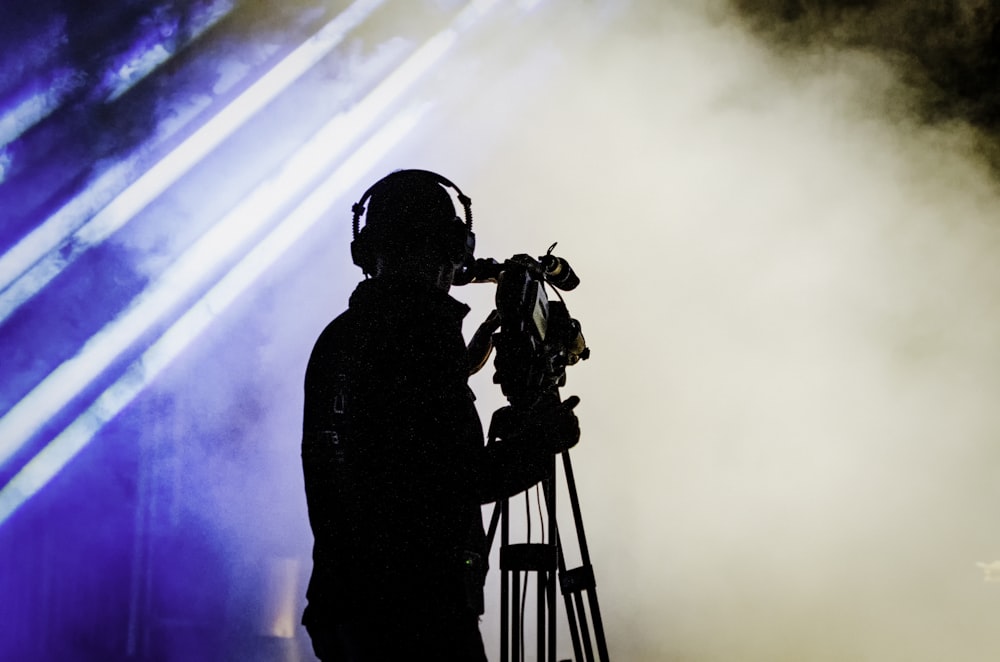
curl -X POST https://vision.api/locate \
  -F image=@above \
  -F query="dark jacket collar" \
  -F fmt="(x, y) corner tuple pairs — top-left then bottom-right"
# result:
(348, 278), (471, 324)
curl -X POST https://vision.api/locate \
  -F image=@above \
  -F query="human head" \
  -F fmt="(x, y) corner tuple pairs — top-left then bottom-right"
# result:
(351, 170), (472, 290)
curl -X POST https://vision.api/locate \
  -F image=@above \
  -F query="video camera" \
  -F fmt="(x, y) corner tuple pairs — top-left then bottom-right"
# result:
(458, 243), (589, 408)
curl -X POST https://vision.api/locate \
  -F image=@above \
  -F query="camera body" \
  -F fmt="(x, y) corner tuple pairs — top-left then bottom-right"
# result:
(462, 247), (589, 408)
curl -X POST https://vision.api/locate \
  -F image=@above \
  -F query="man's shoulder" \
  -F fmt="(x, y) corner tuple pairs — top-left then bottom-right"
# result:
(317, 307), (355, 338)
(310, 307), (366, 360)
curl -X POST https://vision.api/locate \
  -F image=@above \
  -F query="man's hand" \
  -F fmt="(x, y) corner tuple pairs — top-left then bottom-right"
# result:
(468, 309), (501, 375)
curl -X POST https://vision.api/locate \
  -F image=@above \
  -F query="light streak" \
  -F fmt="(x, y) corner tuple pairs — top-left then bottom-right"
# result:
(0, 0), (502, 497)
(0, 0), (385, 324)
(0, 70), (78, 151)
(0, 1), (234, 177)
(0, 105), (429, 525)
(102, 0), (233, 104)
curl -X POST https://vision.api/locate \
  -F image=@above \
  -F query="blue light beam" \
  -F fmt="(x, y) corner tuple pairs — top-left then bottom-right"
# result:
(0, 0), (502, 479)
(0, 0), (385, 325)
(0, 104), (430, 526)
(0, 0), (235, 181)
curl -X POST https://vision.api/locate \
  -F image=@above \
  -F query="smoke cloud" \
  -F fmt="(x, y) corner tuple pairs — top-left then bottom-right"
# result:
(729, 0), (1000, 151)
(440, 1), (1000, 659)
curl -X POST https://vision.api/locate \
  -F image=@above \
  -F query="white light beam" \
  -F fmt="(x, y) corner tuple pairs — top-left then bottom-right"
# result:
(0, 0), (385, 324)
(0, 0), (501, 473)
(0, 104), (429, 525)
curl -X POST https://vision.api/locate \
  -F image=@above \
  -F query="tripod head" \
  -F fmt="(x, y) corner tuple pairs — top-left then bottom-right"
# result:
(461, 243), (589, 409)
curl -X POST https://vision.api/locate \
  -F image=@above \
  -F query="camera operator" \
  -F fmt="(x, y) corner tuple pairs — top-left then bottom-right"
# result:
(300, 169), (581, 661)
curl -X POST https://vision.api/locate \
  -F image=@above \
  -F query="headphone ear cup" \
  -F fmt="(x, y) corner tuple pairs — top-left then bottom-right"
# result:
(463, 229), (475, 262)
(445, 218), (472, 264)
(351, 226), (377, 275)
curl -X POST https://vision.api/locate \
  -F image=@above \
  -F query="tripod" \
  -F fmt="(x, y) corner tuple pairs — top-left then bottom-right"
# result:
(485, 445), (610, 662)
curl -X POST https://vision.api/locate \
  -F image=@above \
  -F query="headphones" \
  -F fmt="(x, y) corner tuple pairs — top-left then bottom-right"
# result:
(350, 169), (476, 277)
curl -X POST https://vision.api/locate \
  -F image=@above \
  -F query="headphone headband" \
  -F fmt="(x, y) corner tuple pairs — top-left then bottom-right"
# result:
(351, 169), (473, 239)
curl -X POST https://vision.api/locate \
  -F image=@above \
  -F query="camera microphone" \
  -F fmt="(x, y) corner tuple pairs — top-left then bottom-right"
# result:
(539, 254), (579, 291)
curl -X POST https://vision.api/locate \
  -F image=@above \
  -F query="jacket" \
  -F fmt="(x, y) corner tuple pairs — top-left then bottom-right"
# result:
(301, 278), (550, 624)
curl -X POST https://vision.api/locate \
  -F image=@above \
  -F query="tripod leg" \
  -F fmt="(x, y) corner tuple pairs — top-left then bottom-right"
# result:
(500, 498), (510, 662)
(574, 591), (595, 662)
(586, 591), (608, 662)
(512, 567), (521, 662)
(541, 479), (585, 662)
(537, 564), (546, 662)
(546, 470), (557, 662)
(560, 451), (610, 662)
(487, 501), (502, 551)
(563, 585), (586, 662)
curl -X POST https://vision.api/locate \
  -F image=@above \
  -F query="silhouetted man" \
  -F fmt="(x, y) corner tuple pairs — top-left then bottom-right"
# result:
(301, 170), (580, 661)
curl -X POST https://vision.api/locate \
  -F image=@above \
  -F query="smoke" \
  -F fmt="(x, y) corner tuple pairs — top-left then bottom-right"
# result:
(729, 1), (1000, 147)
(440, 1), (1000, 659)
